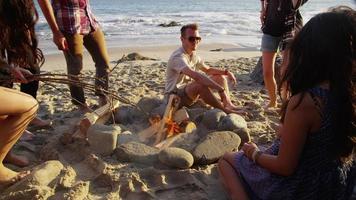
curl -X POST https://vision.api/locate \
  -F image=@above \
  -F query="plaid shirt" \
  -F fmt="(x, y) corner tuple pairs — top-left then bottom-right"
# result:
(52, 0), (99, 34)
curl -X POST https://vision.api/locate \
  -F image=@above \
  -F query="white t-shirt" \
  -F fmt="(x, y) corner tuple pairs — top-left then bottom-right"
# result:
(165, 47), (205, 94)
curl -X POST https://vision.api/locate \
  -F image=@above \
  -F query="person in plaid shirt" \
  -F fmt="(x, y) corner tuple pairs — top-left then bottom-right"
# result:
(38, 0), (110, 110)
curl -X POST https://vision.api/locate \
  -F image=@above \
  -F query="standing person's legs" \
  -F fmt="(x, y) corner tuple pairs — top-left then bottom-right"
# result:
(0, 87), (38, 184)
(83, 29), (110, 106)
(261, 34), (281, 108)
(280, 49), (290, 101)
(63, 33), (87, 109)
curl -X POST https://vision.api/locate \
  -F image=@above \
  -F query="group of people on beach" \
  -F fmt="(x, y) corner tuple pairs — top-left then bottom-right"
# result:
(0, 0), (355, 199)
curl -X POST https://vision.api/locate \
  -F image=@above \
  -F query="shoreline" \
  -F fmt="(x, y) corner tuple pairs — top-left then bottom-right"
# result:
(41, 43), (261, 71)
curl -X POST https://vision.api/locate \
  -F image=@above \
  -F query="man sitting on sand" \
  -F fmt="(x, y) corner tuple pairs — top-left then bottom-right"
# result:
(165, 23), (241, 114)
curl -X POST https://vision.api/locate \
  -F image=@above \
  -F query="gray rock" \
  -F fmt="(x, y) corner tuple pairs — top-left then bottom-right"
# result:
(87, 124), (120, 156)
(233, 127), (251, 146)
(193, 131), (241, 165)
(150, 103), (166, 117)
(159, 147), (194, 169)
(158, 21), (181, 27)
(117, 130), (137, 146)
(218, 114), (247, 131)
(114, 142), (159, 165)
(137, 97), (164, 114)
(170, 132), (200, 152)
(114, 105), (146, 125)
(201, 109), (226, 130)
(186, 108), (206, 123)
(4, 160), (64, 194)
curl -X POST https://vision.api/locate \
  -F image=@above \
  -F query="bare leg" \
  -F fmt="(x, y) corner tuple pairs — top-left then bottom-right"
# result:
(218, 152), (250, 200)
(262, 51), (278, 108)
(280, 49), (289, 102)
(209, 75), (239, 109)
(185, 82), (240, 114)
(0, 87), (38, 185)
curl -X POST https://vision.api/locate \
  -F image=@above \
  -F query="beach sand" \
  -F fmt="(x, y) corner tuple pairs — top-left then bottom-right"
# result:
(2, 44), (286, 200)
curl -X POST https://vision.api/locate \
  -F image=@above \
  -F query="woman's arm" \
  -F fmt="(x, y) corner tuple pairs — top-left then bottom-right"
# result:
(243, 93), (320, 176)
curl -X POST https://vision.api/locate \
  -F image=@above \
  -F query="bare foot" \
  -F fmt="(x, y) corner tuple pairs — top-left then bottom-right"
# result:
(4, 152), (29, 167)
(0, 166), (30, 189)
(19, 130), (34, 142)
(30, 117), (52, 128)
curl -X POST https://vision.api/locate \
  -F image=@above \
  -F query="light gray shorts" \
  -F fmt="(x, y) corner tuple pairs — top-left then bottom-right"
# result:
(261, 34), (282, 52)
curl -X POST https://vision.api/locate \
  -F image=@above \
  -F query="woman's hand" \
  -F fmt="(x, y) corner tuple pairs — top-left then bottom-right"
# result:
(242, 142), (259, 160)
(10, 67), (33, 83)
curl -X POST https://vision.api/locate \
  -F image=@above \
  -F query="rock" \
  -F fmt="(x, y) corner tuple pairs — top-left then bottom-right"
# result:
(193, 131), (241, 165)
(0, 185), (53, 200)
(4, 160), (64, 194)
(63, 181), (90, 200)
(186, 108), (206, 123)
(137, 97), (164, 114)
(150, 103), (166, 117)
(250, 56), (282, 85)
(114, 105), (147, 125)
(218, 114), (247, 131)
(158, 21), (181, 27)
(117, 52), (157, 62)
(117, 130), (137, 145)
(87, 124), (120, 156)
(169, 132), (200, 152)
(57, 166), (77, 189)
(233, 127), (251, 146)
(201, 109), (226, 130)
(114, 142), (159, 165)
(158, 147), (194, 169)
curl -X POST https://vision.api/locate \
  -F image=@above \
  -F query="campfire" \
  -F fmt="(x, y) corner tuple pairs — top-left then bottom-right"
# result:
(138, 94), (196, 149)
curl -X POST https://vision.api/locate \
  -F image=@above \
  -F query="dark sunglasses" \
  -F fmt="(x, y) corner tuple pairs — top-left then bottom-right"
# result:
(187, 36), (202, 43)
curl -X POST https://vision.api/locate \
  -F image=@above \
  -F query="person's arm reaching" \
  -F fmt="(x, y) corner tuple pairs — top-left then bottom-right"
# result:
(37, 0), (68, 51)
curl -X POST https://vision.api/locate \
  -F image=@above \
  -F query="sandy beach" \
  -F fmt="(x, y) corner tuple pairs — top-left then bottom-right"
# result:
(2, 43), (353, 200)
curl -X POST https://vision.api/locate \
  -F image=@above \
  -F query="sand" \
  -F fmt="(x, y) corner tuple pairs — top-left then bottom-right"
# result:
(2, 44), (285, 200)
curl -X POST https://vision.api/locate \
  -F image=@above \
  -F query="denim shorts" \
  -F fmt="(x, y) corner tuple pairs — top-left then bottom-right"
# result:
(261, 34), (282, 52)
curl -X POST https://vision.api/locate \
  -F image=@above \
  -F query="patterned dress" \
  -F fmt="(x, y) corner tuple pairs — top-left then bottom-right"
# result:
(234, 87), (356, 200)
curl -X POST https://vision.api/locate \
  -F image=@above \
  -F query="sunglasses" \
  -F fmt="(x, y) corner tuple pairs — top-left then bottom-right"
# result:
(187, 36), (202, 43)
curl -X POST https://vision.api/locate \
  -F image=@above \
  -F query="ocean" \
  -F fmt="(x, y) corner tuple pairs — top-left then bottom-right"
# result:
(35, 0), (355, 54)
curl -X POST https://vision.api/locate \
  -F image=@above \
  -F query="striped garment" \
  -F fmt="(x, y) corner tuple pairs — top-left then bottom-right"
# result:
(51, 0), (99, 34)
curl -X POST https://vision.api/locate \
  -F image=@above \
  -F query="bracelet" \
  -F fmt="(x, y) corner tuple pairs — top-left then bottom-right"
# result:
(252, 149), (262, 163)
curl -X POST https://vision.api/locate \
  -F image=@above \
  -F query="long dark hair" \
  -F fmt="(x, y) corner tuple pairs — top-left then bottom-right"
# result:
(0, 0), (44, 68)
(280, 6), (356, 161)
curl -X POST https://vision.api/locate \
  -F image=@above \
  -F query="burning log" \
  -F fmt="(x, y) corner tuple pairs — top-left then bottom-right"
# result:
(138, 95), (197, 149)
(72, 100), (120, 139)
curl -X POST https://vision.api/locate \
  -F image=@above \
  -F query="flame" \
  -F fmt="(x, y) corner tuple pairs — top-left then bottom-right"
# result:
(165, 118), (180, 138)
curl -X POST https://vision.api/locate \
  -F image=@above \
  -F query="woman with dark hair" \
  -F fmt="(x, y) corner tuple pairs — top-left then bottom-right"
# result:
(0, 0), (40, 187)
(219, 6), (356, 200)
(0, 0), (50, 128)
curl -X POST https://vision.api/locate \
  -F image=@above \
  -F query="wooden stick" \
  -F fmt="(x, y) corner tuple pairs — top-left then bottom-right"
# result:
(72, 100), (119, 138)
(153, 95), (176, 145)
